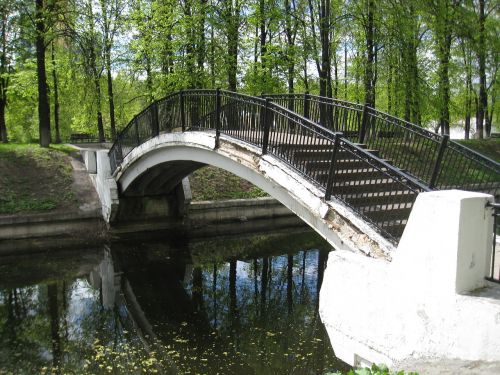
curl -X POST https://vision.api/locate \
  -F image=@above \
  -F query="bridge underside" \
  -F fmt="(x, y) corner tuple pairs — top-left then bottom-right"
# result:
(124, 160), (205, 197)
(110, 131), (395, 258)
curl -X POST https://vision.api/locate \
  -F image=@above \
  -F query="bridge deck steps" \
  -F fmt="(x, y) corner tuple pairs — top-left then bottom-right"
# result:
(377, 220), (407, 238)
(273, 142), (367, 150)
(315, 170), (393, 184)
(304, 159), (393, 171)
(332, 181), (413, 195)
(289, 149), (382, 161)
(339, 191), (417, 207)
(361, 206), (412, 222)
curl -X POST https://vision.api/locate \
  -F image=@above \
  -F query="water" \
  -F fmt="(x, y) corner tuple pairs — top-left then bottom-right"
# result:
(0, 230), (349, 374)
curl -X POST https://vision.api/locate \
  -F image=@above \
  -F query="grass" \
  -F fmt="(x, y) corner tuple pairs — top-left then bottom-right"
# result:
(0, 143), (267, 215)
(0, 143), (77, 215)
(189, 166), (268, 201)
(456, 138), (500, 163)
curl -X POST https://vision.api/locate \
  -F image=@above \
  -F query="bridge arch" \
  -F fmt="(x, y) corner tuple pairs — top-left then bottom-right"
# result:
(113, 131), (394, 256)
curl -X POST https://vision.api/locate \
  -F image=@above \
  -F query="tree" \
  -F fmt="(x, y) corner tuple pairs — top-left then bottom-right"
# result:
(35, 0), (51, 147)
(50, 40), (60, 143)
(99, 0), (124, 140)
(222, 0), (240, 91)
(0, 0), (18, 143)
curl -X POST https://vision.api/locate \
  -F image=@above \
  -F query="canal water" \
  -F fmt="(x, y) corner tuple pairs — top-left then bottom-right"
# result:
(0, 229), (349, 374)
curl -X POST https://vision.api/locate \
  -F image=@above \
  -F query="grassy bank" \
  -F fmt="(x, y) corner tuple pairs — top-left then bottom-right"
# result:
(0, 144), (76, 215)
(189, 166), (268, 201)
(0, 144), (267, 215)
(1, 138), (495, 215)
(456, 138), (500, 163)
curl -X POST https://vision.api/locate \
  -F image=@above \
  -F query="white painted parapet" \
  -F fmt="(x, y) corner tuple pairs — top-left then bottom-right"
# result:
(319, 190), (500, 369)
(91, 151), (119, 222)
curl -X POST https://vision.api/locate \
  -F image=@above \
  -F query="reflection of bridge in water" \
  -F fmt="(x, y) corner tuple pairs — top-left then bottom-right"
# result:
(88, 231), (342, 374)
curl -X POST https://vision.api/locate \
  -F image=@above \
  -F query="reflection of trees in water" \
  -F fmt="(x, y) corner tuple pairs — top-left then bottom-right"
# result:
(0, 249), (160, 375)
(0, 231), (349, 374)
(186, 246), (344, 375)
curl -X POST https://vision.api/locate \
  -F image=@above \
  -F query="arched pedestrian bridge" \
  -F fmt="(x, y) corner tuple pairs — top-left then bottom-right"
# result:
(96, 89), (499, 252)
(83, 89), (500, 367)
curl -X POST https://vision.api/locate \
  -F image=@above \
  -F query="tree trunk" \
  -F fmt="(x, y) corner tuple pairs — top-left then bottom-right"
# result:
(487, 91), (495, 136)
(36, 0), (51, 147)
(259, 0), (267, 91)
(462, 42), (473, 140)
(319, 0), (331, 98)
(226, 0), (239, 91)
(101, 0), (116, 140)
(95, 76), (105, 142)
(184, 0), (196, 89)
(436, 1), (453, 136)
(196, 0), (207, 87)
(476, 0), (486, 139)
(284, 0), (295, 95)
(0, 7), (8, 143)
(89, 45), (104, 142)
(333, 51), (338, 98)
(210, 24), (215, 88)
(106, 60), (116, 140)
(438, 35), (451, 135)
(363, 0), (375, 108)
(387, 62), (392, 114)
(0, 98), (7, 143)
(51, 42), (61, 143)
(344, 42), (348, 99)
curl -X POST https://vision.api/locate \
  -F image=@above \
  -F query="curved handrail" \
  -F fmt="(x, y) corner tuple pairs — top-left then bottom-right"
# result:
(109, 89), (434, 243)
(264, 93), (500, 196)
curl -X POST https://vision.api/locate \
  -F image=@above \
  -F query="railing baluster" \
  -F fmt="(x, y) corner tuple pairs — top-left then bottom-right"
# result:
(429, 134), (449, 189)
(215, 88), (221, 148)
(304, 92), (310, 119)
(180, 91), (186, 132)
(325, 134), (340, 200)
(359, 104), (369, 144)
(151, 102), (159, 137)
(134, 118), (140, 146)
(262, 98), (271, 154)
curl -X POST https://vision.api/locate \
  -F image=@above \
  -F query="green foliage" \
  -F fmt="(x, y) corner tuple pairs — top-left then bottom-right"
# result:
(6, 60), (39, 143)
(0, 0), (498, 144)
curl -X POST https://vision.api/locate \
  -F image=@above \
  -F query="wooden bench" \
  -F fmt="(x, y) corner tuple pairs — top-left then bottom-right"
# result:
(70, 133), (98, 143)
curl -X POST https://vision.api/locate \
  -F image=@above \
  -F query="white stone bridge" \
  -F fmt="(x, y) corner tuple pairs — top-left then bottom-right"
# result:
(80, 89), (500, 371)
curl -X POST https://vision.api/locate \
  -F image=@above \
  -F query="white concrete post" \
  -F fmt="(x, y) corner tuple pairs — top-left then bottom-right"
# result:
(82, 150), (97, 174)
(94, 150), (119, 222)
(96, 150), (112, 177)
(394, 190), (494, 295)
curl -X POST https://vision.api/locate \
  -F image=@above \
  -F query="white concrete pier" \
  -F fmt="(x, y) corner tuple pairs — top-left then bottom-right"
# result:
(319, 190), (500, 372)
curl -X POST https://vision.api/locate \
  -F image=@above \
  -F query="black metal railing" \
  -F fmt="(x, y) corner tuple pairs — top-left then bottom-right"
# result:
(486, 202), (500, 284)
(264, 94), (500, 198)
(109, 89), (432, 243)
